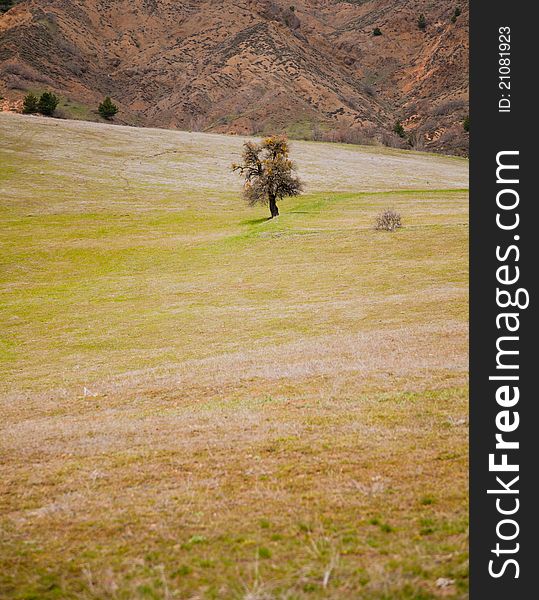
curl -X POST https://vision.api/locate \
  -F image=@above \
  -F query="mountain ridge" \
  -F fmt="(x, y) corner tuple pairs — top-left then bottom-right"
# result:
(0, 0), (469, 155)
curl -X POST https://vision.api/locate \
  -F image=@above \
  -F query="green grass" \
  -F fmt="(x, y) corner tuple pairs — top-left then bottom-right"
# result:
(0, 113), (468, 599)
(284, 118), (325, 140)
(58, 97), (100, 121)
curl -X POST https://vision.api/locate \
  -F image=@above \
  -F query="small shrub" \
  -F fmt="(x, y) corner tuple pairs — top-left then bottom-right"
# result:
(379, 130), (409, 149)
(393, 120), (406, 138)
(418, 14), (427, 30)
(430, 99), (466, 116)
(463, 115), (469, 132)
(1, 61), (53, 87)
(372, 27), (382, 36)
(22, 92), (39, 114)
(323, 124), (377, 146)
(362, 83), (376, 97)
(98, 96), (119, 120)
(375, 210), (402, 232)
(283, 6), (300, 29)
(451, 7), (461, 23)
(52, 107), (69, 120)
(37, 91), (59, 116)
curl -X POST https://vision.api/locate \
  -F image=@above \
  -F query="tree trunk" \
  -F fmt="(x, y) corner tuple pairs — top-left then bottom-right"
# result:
(269, 194), (279, 218)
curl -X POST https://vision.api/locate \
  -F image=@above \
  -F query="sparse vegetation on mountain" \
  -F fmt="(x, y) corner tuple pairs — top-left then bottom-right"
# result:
(373, 27), (382, 36)
(22, 92), (39, 114)
(98, 96), (118, 120)
(418, 13), (427, 30)
(0, 1), (469, 155)
(463, 115), (469, 132)
(232, 136), (303, 218)
(451, 7), (462, 23)
(37, 92), (59, 116)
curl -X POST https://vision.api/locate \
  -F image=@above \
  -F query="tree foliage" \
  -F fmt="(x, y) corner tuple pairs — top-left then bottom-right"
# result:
(0, 0), (17, 14)
(37, 92), (59, 116)
(417, 13), (426, 30)
(98, 96), (119, 120)
(232, 136), (303, 218)
(22, 92), (39, 114)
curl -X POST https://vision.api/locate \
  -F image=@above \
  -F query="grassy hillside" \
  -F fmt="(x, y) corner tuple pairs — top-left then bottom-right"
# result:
(0, 114), (468, 599)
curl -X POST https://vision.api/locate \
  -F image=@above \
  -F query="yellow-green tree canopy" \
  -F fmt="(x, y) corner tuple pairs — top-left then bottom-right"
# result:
(232, 136), (303, 218)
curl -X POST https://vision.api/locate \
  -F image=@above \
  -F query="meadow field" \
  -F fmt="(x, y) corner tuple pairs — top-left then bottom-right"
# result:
(0, 113), (469, 599)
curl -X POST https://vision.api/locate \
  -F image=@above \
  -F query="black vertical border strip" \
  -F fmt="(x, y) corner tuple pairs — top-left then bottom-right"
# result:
(470, 1), (536, 597)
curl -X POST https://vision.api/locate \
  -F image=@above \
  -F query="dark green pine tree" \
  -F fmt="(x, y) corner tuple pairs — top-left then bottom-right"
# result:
(98, 96), (119, 120)
(22, 92), (39, 114)
(37, 92), (59, 116)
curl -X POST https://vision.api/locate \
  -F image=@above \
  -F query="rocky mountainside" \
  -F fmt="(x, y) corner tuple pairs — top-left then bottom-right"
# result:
(0, 0), (469, 154)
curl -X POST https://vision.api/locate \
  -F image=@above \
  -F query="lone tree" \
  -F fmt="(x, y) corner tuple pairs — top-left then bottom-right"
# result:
(98, 96), (119, 120)
(37, 92), (59, 116)
(22, 92), (39, 114)
(232, 136), (303, 218)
